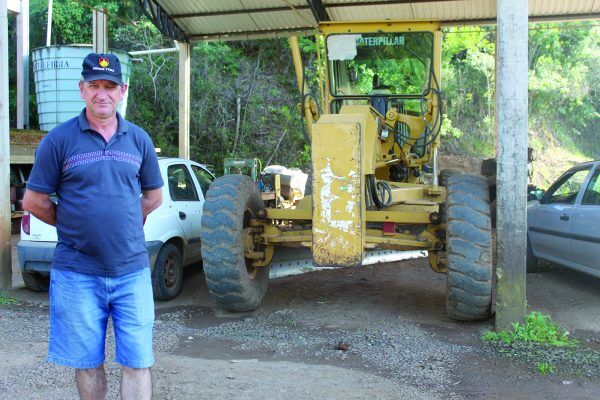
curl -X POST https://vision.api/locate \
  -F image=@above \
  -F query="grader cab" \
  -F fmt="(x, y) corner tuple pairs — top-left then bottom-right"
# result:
(200, 21), (493, 321)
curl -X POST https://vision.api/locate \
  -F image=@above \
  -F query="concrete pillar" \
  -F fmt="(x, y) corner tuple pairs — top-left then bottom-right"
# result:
(495, 0), (529, 329)
(1, 0), (13, 290)
(178, 42), (190, 160)
(16, 0), (29, 129)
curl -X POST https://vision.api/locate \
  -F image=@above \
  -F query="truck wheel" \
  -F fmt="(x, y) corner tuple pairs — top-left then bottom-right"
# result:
(439, 169), (461, 187)
(201, 175), (270, 311)
(22, 271), (49, 292)
(439, 169), (461, 223)
(526, 236), (538, 273)
(445, 173), (493, 321)
(152, 243), (183, 301)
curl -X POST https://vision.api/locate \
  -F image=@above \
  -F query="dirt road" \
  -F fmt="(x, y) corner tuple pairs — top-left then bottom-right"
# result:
(2, 245), (599, 399)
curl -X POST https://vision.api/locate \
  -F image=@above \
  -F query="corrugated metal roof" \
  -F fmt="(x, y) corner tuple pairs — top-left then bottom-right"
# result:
(138, 0), (600, 42)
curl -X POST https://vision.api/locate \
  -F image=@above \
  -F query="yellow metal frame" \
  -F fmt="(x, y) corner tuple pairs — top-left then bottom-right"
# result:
(320, 20), (443, 177)
(254, 21), (448, 273)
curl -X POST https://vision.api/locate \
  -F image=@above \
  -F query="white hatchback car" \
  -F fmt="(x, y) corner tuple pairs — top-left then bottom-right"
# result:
(17, 157), (215, 300)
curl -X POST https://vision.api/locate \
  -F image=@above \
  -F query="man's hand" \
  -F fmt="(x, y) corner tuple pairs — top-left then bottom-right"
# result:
(141, 188), (163, 220)
(22, 189), (57, 226)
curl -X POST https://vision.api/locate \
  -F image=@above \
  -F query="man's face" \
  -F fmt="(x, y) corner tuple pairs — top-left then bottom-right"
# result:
(79, 80), (127, 119)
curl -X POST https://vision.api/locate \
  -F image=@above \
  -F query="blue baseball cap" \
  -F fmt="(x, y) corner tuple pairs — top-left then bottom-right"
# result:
(81, 53), (123, 86)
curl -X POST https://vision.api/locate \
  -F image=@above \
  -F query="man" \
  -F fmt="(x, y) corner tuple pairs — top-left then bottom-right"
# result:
(22, 53), (163, 400)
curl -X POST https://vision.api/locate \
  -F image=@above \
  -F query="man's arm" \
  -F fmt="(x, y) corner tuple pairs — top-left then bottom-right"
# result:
(22, 189), (57, 226)
(141, 188), (163, 219)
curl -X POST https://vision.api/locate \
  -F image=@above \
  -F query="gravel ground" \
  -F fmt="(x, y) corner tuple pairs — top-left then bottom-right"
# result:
(481, 339), (600, 378)
(0, 305), (197, 399)
(0, 304), (444, 399)
(2, 254), (599, 399)
(191, 308), (473, 390)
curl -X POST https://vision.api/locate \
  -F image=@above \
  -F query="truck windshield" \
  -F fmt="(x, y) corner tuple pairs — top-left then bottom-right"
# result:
(326, 32), (434, 97)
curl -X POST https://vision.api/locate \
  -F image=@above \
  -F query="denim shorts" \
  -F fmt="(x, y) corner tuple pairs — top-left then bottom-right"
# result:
(48, 267), (155, 369)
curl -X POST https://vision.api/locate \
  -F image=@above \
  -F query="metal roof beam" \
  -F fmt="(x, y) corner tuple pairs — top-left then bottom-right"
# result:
(168, 1), (463, 20)
(442, 12), (600, 26)
(326, 0), (463, 8)
(307, 0), (329, 22)
(172, 6), (310, 19)
(137, 0), (188, 42)
(190, 27), (318, 42)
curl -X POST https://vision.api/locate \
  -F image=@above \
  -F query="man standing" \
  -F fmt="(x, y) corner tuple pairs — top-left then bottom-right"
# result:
(22, 53), (163, 400)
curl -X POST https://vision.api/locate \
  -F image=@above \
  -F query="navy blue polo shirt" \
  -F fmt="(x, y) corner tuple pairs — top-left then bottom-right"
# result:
(27, 110), (163, 277)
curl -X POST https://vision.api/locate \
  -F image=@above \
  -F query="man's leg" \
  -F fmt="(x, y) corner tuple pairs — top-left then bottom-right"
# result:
(48, 269), (109, 398)
(110, 268), (155, 400)
(121, 366), (152, 400)
(76, 365), (107, 400)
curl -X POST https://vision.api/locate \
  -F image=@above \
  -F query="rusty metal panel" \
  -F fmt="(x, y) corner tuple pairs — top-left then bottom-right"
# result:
(312, 114), (365, 268)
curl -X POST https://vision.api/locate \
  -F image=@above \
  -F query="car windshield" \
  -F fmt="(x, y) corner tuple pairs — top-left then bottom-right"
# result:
(326, 32), (434, 96)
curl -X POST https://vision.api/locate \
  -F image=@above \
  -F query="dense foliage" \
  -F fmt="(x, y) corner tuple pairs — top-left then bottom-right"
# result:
(7, 1), (599, 180)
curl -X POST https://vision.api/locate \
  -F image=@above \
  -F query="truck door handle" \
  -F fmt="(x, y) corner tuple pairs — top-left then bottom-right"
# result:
(179, 211), (186, 220)
(560, 214), (569, 221)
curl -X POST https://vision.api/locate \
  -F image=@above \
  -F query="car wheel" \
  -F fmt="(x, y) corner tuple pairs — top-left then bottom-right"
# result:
(445, 173), (493, 321)
(152, 243), (183, 301)
(200, 174), (270, 312)
(526, 236), (538, 273)
(22, 271), (49, 292)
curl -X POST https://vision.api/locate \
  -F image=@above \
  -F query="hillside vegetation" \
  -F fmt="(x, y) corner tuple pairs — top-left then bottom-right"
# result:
(8, 1), (599, 187)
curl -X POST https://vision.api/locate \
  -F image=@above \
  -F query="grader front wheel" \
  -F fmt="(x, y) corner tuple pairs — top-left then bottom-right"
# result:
(200, 175), (270, 311)
(445, 173), (493, 321)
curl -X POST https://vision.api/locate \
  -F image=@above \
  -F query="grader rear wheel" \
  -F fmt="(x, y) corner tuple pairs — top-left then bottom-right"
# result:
(200, 175), (270, 311)
(445, 173), (493, 321)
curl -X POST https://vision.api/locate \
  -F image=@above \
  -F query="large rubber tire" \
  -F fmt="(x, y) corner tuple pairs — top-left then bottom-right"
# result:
(22, 271), (49, 292)
(200, 175), (270, 311)
(304, 169), (313, 196)
(445, 173), (493, 321)
(439, 169), (461, 223)
(526, 236), (539, 273)
(480, 158), (497, 176)
(152, 243), (183, 301)
(439, 169), (461, 187)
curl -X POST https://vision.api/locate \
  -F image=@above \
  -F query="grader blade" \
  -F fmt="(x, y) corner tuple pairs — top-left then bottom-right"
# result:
(312, 114), (366, 268)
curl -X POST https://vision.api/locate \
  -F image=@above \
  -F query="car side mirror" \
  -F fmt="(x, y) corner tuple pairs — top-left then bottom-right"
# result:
(528, 189), (544, 202)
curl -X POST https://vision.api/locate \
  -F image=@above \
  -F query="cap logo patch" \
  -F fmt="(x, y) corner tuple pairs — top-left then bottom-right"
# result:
(98, 57), (110, 68)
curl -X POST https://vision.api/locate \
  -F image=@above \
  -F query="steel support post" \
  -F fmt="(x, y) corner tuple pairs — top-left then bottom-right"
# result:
(178, 42), (190, 159)
(495, 0), (529, 329)
(93, 8), (108, 53)
(16, 0), (29, 129)
(1, 0), (13, 290)
(45, 0), (52, 46)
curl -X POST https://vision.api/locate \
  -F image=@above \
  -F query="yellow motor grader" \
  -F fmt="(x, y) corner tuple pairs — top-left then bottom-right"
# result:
(200, 21), (493, 321)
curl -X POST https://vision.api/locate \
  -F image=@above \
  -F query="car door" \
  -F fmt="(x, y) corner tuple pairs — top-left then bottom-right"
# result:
(167, 163), (203, 263)
(190, 164), (215, 199)
(528, 166), (591, 265)
(570, 165), (600, 272)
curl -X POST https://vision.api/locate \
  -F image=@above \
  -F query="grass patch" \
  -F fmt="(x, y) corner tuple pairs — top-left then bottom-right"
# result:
(482, 312), (586, 376)
(0, 293), (19, 305)
(537, 361), (556, 375)
(482, 311), (578, 347)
